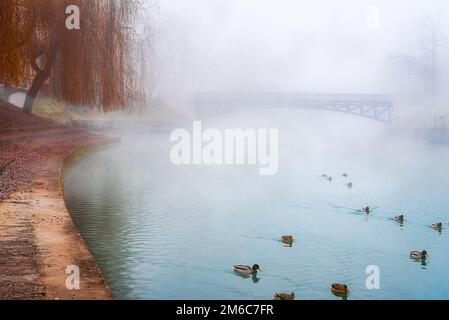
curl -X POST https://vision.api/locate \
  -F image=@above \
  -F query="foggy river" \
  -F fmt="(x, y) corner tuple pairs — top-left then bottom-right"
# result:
(64, 109), (449, 299)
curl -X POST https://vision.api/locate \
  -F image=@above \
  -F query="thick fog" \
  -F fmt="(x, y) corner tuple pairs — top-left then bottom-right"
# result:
(145, 0), (449, 104)
(59, 2), (449, 302)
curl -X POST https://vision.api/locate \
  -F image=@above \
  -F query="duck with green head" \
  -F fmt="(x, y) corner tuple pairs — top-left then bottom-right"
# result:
(431, 222), (443, 230)
(362, 206), (371, 214)
(233, 264), (262, 275)
(410, 250), (428, 260)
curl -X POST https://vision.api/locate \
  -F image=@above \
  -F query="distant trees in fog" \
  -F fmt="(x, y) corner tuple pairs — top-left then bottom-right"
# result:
(393, 14), (447, 105)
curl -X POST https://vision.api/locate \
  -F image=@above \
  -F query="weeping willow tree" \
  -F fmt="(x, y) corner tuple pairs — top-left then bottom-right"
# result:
(0, 0), (141, 113)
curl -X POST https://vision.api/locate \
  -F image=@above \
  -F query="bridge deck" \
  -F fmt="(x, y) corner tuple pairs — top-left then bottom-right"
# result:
(193, 93), (393, 123)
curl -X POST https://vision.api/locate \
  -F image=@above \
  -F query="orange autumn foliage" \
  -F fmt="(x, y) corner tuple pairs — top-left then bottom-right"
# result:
(0, 0), (140, 112)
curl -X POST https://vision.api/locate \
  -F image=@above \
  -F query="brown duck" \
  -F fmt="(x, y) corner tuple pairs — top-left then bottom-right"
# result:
(281, 235), (294, 245)
(331, 283), (349, 296)
(273, 292), (295, 300)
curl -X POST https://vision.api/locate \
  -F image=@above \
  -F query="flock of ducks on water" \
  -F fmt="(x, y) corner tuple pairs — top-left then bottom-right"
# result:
(232, 233), (348, 300)
(232, 172), (445, 300)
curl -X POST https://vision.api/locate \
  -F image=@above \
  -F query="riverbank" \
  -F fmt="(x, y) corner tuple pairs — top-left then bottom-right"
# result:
(0, 100), (114, 299)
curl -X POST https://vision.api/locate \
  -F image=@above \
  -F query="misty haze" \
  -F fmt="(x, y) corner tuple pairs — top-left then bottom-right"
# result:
(1, 0), (449, 302)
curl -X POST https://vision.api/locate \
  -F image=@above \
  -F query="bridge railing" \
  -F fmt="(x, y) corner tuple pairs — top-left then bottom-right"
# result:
(194, 92), (392, 104)
(193, 92), (393, 122)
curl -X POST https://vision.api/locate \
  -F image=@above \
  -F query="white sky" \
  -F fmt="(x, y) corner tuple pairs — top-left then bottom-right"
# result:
(149, 0), (449, 95)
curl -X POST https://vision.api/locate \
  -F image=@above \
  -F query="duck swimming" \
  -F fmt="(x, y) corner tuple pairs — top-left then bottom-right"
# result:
(233, 264), (262, 275)
(331, 283), (349, 296)
(362, 207), (371, 214)
(346, 182), (353, 189)
(327, 176), (333, 182)
(342, 173), (348, 178)
(394, 215), (405, 223)
(431, 222), (443, 230)
(273, 292), (295, 300)
(410, 250), (428, 260)
(321, 174), (328, 178)
(281, 235), (294, 245)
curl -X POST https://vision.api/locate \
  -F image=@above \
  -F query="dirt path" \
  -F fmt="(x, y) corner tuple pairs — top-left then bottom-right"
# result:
(0, 101), (114, 299)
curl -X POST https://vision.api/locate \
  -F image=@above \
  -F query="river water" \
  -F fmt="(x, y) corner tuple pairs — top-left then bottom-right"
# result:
(64, 109), (449, 299)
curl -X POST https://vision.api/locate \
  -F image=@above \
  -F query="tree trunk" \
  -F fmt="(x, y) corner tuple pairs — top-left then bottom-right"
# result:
(23, 37), (59, 114)
(23, 70), (50, 113)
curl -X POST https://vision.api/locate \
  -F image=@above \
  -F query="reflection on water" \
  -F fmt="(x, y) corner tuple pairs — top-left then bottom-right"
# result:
(233, 271), (261, 284)
(64, 110), (449, 300)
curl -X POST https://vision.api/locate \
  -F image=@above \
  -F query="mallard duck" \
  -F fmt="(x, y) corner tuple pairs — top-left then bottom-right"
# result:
(273, 292), (295, 300)
(362, 207), (371, 214)
(281, 235), (294, 245)
(346, 182), (353, 189)
(331, 283), (349, 295)
(342, 173), (348, 178)
(327, 176), (333, 182)
(394, 215), (404, 223)
(233, 264), (262, 275)
(431, 222), (443, 230)
(410, 250), (428, 260)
